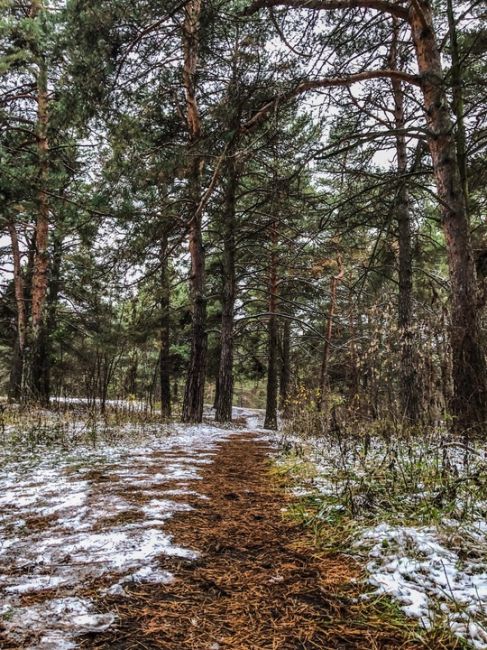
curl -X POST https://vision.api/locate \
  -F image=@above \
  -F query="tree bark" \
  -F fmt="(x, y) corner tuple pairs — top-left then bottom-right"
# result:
(215, 148), (238, 423)
(37, 230), (62, 405)
(181, 158), (207, 422)
(7, 221), (27, 401)
(264, 221), (279, 430)
(160, 233), (172, 418)
(25, 0), (50, 402)
(279, 318), (291, 414)
(181, 0), (207, 423)
(446, 0), (468, 206)
(213, 358), (220, 409)
(9, 341), (24, 402)
(408, 0), (487, 431)
(31, 57), (49, 333)
(7, 221), (27, 353)
(125, 353), (138, 396)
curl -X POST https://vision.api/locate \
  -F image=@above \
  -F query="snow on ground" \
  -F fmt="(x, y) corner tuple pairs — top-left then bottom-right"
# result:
(50, 398), (269, 432)
(204, 405), (267, 432)
(358, 522), (487, 648)
(50, 396), (152, 414)
(0, 420), (248, 649)
(279, 433), (487, 648)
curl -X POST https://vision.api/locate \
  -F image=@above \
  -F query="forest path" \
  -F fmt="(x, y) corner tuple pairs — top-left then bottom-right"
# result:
(84, 432), (423, 650)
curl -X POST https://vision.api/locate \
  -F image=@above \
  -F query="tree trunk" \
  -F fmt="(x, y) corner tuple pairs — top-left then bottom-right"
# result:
(31, 65), (49, 333)
(215, 149), (238, 423)
(279, 318), (291, 414)
(18, 232), (37, 399)
(446, 0), (468, 206)
(7, 221), (27, 353)
(181, 0), (207, 423)
(7, 221), (27, 401)
(160, 234), (172, 418)
(390, 19), (422, 424)
(37, 230), (62, 406)
(409, 1), (487, 431)
(264, 221), (279, 430)
(348, 307), (361, 408)
(181, 158), (207, 422)
(9, 341), (24, 402)
(213, 351), (221, 409)
(100, 356), (108, 413)
(318, 258), (343, 411)
(125, 353), (138, 396)
(26, 2), (50, 402)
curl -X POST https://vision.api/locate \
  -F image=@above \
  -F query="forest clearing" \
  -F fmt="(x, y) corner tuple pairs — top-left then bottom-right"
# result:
(1, 0), (487, 647)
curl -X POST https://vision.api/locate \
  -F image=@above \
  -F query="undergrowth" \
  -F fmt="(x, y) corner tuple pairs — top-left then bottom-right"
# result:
(0, 402), (173, 466)
(275, 389), (487, 649)
(272, 460), (465, 649)
(278, 391), (487, 531)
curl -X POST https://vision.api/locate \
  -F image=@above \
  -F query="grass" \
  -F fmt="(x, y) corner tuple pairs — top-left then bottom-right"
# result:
(277, 474), (467, 649)
(273, 419), (487, 650)
(0, 404), (179, 475)
(272, 465), (465, 649)
(278, 420), (487, 526)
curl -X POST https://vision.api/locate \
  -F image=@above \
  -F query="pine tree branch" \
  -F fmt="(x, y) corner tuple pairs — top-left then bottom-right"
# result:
(242, 0), (409, 20)
(240, 70), (421, 133)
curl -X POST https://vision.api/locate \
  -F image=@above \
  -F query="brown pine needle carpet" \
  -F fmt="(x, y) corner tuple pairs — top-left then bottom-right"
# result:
(79, 432), (448, 650)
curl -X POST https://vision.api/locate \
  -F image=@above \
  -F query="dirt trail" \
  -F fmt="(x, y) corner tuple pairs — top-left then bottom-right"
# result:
(83, 432), (423, 650)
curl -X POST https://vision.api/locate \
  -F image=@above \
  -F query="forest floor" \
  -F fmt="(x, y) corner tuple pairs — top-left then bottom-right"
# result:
(0, 409), (464, 649)
(81, 432), (434, 650)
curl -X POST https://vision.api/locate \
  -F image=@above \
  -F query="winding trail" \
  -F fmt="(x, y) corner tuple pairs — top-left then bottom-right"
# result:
(83, 432), (424, 650)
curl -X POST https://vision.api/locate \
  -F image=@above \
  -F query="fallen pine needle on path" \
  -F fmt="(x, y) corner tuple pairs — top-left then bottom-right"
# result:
(79, 432), (436, 650)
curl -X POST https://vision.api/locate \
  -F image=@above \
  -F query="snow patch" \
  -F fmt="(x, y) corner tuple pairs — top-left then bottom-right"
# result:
(358, 523), (487, 647)
(1, 598), (114, 649)
(0, 420), (242, 648)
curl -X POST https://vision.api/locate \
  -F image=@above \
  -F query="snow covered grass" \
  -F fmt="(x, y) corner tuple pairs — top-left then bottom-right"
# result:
(0, 417), (241, 649)
(361, 522), (487, 647)
(277, 425), (487, 649)
(0, 401), (270, 454)
(0, 402), (176, 454)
